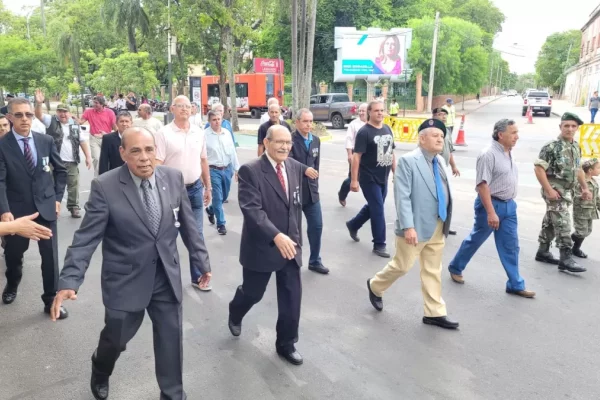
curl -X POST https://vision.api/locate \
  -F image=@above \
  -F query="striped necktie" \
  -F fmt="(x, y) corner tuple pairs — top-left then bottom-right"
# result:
(21, 137), (35, 171)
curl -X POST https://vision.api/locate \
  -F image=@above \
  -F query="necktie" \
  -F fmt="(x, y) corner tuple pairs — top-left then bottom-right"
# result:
(432, 157), (447, 222)
(141, 179), (161, 236)
(276, 163), (287, 195)
(22, 138), (35, 171)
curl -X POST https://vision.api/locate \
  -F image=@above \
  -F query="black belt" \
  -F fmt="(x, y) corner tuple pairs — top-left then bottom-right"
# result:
(185, 179), (200, 188)
(209, 165), (227, 171)
(491, 196), (510, 202)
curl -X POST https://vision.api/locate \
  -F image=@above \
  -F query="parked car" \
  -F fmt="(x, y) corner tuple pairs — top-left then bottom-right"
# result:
(507, 90), (518, 97)
(309, 93), (356, 129)
(523, 90), (552, 117)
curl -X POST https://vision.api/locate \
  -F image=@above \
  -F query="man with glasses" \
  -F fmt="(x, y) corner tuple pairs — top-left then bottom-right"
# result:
(155, 95), (213, 291)
(0, 97), (68, 318)
(78, 96), (117, 175)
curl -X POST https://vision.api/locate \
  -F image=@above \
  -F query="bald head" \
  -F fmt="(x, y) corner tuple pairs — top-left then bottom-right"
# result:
(121, 127), (155, 149)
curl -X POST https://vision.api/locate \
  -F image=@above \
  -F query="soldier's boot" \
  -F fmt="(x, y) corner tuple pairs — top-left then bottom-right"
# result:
(535, 243), (560, 265)
(558, 248), (587, 273)
(571, 234), (588, 258)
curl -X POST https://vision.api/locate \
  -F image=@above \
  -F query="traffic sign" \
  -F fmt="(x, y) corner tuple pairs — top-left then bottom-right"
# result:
(579, 124), (600, 157)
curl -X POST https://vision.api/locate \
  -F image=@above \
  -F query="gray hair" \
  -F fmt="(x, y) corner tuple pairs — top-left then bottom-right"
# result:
(212, 103), (224, 111)
(207, 110), (220, 121)
(492, 119), (516, 141)
(358, 103), (368, 110)
(265, 124), (291, 140)
(138, 104), (152, 113)
(116, 111), (132, 122)
(7, 97), (32, 113)
(295, 108), (312, 121)
(267, 97), (279, 106)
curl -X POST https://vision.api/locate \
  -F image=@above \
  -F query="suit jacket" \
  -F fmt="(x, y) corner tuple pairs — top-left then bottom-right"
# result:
(98, 131), (124, 175)
(0, 131), (67, 221)
(289, 131), (320, 205)
(58, 165), (211, 312)
(238, 155), (305, 272)
(394, 147), (453, 241)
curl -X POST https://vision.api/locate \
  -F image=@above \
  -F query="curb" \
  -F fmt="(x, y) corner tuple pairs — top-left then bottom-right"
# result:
(463, 96), (505, 116)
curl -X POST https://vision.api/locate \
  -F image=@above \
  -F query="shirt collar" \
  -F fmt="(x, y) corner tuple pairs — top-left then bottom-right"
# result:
(207, 126), (223, 135)
(491, 140), (507, 153)
(129, 170), (156, 189)
(12, 129), (31, 141)
(420, 147), (435, 162)
(265, 152), (284, 170)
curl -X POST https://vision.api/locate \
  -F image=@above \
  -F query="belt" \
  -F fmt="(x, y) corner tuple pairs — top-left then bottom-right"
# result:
(491, 196), (510, 202)
(209, 165), (227, 170)
(185, 179), (200, 188)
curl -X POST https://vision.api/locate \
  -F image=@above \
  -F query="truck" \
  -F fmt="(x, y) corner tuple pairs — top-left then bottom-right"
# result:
(200, 73), (284, 118)
(309, 93), (357, 129)
(522, 90), (552, 117)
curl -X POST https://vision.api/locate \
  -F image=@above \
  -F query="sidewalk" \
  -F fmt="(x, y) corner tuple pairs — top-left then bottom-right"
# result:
(551, 100), (593, 123)
(397, 95), (503, 118)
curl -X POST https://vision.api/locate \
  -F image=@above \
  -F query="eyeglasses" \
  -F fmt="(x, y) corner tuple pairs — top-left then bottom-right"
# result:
(173, 104), (191, 110)
(11, 112), (35, 119)
(270, 140), (293, 147)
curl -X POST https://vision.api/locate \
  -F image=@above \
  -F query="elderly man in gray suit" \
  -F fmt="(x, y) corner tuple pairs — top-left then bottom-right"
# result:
(50, 127), (212, 400)
(366, 119), (459, 330)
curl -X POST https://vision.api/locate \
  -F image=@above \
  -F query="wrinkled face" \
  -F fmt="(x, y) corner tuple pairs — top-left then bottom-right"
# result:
(210, 114), (222, 131)
(0, 117), (9, 136)
(213, 105), (224, 117)
(138, 108), (149, 119)
(434, 112), (447, 124)
(171, 98), (191, 119)
(419, 128), (444, 153)
(295, 111), (313, 136)
(56, 109), (70, 124)
(559, 121), (579, 141)
(498, 124), (519, 150)
(264, 127), (292, 163)
(358, 106), (367, 122)
(117, 116), (132, 133)
(7, 103), (33, 135)
(368, 102), (385, 124)
(269, 106), (281, 122)
(120, 130), (156, 178)
(93, 101), (103, 111)
(383, 37), (397, 56)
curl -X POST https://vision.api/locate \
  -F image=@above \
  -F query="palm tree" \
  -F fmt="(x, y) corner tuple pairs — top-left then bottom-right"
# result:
(57, 31), (86, 110)
(102, 0), (150, 53)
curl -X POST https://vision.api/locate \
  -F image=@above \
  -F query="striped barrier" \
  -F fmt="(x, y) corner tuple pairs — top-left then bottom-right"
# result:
(384, 116), (427, 143)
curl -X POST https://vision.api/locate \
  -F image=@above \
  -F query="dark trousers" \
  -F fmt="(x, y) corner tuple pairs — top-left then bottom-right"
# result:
(229, 261), (302, 352)
(92, 262), (185, 400)
(4, 217), (58, 305)
(302, 200), (323, 265)
(338, 164), (351, 201)
(347, 180), (388, 248)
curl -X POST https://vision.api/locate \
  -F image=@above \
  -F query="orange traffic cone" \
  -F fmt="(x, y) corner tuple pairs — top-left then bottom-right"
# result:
(526, 106), (534, 124)
(454, 114), (467, 146)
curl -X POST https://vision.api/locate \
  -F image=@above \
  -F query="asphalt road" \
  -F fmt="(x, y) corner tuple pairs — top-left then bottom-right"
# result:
(1, 97), (599, 400)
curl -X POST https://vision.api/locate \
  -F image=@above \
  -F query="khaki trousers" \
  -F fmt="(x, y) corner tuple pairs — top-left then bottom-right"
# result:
(89, 134), (103, 176)
(65, 162), (79, 211)
(370, 221), (447, 317)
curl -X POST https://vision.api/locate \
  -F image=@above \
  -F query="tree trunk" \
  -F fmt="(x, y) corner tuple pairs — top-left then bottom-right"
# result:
(291, 0), (298, 112)
(225, 25), (239, 132)
(215, 33), (228, 109)
(300, 0), (317, 110)
(128, 25), (137, 53)
(176, 43), (185, 95)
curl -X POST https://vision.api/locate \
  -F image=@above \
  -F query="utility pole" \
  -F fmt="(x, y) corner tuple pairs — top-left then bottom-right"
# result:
(498, 67), (503, 94)
(488, 54), (494, 97)
(167, 0), (172, 109)
(495, 61), (501, 97)
(426, 11), (440, 113)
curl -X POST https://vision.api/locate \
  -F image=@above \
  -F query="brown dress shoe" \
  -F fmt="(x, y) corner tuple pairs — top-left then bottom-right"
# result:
(450, 273), (464, 284)
(71, 209), (81, 218)
(506, 289), (536, 298)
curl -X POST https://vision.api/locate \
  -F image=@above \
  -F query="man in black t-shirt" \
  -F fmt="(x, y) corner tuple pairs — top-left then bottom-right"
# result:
(346, 100), (395, 257)
(257, 103), (292, 156)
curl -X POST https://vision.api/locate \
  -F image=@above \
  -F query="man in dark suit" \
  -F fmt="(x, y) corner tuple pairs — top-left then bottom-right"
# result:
(0, 97), (67, 317)
(51, 127), (212, 400)
(289, 108), (328, 274)
(228, 124), (317, 366)
(98, 111), (131, 175)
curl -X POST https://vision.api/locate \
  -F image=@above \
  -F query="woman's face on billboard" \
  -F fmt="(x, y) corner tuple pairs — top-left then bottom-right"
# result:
(383, 37), (397, 57)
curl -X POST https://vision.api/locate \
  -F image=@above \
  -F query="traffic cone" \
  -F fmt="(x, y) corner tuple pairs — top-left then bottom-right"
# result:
(526, 106), (534, 124)
(454, 114), (467, 146)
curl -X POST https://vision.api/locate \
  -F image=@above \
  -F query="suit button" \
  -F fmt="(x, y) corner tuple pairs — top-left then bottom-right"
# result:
(152, 259), (156, 264)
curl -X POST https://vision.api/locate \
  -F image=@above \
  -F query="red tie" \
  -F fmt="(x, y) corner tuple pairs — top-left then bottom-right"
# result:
(276, 163), (286, 194)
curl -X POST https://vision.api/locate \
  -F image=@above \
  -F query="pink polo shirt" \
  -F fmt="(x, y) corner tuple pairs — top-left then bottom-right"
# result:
(155, 121), (207, 185)
(82, 108), (116, 136)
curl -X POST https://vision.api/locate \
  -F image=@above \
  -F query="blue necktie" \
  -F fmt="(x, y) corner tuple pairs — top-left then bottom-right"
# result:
(432, 157), (447, 222)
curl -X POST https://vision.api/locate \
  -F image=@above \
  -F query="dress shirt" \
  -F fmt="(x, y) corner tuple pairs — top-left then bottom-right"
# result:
(155, 122), (207, 185)
(345, 118), (366, 149)
(129, 170), (161, 209)
(422, 148), (449, 210)
(265, 152), (288, 200)
(205, 127), (240, 171)
(476, 140), (518, 200)
(12, 130), (37, 166)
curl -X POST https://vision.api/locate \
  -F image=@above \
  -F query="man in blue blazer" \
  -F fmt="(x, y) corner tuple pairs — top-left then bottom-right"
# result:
(367, 118), (459, 329)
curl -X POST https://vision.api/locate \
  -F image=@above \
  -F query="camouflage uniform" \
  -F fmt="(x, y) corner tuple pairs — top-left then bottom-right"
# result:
(534, 136), (581, 249)
(573, 177), (600, 238)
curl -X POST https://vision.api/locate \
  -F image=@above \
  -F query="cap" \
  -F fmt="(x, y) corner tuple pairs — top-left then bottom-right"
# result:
(432, 107), (448, 115)
(56, 103), (69, 111)
(418, 118), (447, 137)
(446, 98), (453, 104)
(561, 112), (584, 126)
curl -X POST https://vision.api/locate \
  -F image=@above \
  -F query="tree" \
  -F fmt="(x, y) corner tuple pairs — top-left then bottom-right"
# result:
(291, 0), (317, 110)
(88, 50), (159, 95)
(0, 35), (49, 93)
(535, 30), (581, 92)
(102, 0), (150, 53)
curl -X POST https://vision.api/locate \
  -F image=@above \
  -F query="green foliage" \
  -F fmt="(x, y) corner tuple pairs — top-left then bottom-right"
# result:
(0, 35), (50, 93)
(515, 73), (537, 92)
(88, 50), (159, 95)
(535, 30), (581, 92)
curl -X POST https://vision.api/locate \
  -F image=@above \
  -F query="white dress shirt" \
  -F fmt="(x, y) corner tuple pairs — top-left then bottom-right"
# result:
(265, 152), (288, 200)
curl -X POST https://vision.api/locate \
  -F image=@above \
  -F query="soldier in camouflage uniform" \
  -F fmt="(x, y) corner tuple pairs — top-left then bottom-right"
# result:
(533, 112), (592, 273)
(572, 158), (600, 258)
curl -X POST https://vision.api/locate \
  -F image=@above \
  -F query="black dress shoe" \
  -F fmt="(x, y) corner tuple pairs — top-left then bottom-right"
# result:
(276, 349), (303, 365)
(422, 316), (459, 330)
(228, 317), (241, 337)
(372, 247), (390, 258)
(2, 285), (17, 304)
(44, 305), (69, 320)
(217, 225), (227, 235)
(448, 230), (457, 235)
(308, 263), (329, 274)
(90, 372), (109, 400)
(205, 208), (215, 225)
(345, 221), (360, 242)
(367, 279), (383, 311)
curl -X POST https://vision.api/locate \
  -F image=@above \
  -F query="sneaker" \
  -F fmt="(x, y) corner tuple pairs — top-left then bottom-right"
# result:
(217, 225), (227, 235)
(205, 207), (215, 225)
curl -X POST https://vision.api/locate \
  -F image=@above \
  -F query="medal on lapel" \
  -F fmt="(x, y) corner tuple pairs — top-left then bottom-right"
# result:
(42, 157), (51, 172)
(172, 206), (181, 228)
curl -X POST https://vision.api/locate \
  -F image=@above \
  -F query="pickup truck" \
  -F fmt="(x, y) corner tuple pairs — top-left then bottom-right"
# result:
(523, 91), (552, 117)
(309, 93), (356, 129)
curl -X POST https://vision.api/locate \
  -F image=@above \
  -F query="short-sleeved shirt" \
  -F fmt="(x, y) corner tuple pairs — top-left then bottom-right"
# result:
(133, 117), (164, 135)
(353, 123), (395, 185)
(345, 118), (366, 150)
(82, 107), (116, 136)
(154, 122), (207, 185)
(590, 96), (600, 109)
(257, 120), (292, 145)
(475, 140), (518, 201)
(42, 115), (89, 162)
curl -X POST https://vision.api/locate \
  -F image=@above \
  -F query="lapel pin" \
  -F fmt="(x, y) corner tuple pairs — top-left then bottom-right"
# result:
(162, 187), (166, 190)
(172, 207), (180, 228)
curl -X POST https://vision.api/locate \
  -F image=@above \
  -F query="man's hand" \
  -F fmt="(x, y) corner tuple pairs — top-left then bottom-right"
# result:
(234, 171), (239, 183)
(305, 167), (318, 179)
(203, 188), (212, 207)
(1, 212), (14, 222)
(11, 212), (52, 240)
(404, 228), (418, 246)
(581, 188), (592, 201)
(487, 211), (500, 230)
(50, 290), (77, 321)
(35, 88), (45, 104)
(273, 233), (297, 260)
(350, 180), (360, 192)
(347, 155), (352, 164)
(452, 166), (460, 177)
(198, 272), (212, 290)
(85, 156), (92, 170)
(56, 201), (61, 216)
(544, 188), (561, 201)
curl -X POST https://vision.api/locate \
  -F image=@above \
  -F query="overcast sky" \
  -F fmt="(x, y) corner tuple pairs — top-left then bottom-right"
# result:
(8, 0), (598, 75)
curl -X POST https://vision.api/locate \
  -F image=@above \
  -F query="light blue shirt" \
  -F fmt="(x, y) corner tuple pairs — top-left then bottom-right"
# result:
(204, 119), (237, 145)
(204, 127), (240, 171)
(12, 130), (38, 167)
(304, 132), (313, 150)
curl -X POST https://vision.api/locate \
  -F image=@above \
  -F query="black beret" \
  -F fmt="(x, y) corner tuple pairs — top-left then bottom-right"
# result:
(418, 118), (447, 137)
(561, 112), (584, 126)
(432, 107), (448, 115)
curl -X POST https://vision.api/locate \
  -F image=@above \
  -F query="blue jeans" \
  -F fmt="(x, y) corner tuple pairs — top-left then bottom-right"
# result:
(448, 196), (525, 291)
(302, 200), (323, 265)
(186, 180), (205, 283)
(591, 108), (598, 123)
(207, 167), (232, 226)
(223, 164), (234, 201)
(347, 180), (388, 248)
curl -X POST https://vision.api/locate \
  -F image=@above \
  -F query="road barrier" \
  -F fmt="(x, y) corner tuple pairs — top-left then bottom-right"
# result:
(579, 124), (600, 157)
(384, 116), (426, 143)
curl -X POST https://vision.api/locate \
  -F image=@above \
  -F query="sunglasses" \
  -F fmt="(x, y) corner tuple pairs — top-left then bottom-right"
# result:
(11, 112), (35, 119)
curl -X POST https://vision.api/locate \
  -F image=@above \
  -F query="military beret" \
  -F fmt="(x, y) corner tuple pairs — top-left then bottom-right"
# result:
(432, 107), (448, 115)
(418, 118), (447, 137)
(561, 112), (584, 126)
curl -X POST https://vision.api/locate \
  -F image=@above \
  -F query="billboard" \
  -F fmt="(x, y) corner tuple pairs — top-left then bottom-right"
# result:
(254, 58), (284, 74)
(334, 27), (412, 82)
